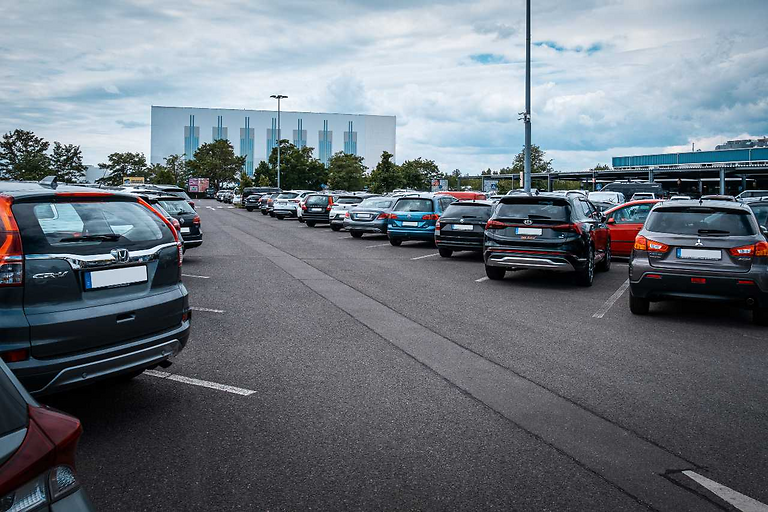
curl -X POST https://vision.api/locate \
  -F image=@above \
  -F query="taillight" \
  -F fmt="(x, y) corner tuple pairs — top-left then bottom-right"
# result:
(422, 214), (439, 221)
(345, 211), (350, 218)
(634, 235), (668, 253)
(377, 213), (388, 220)
(189, 201), (195, 209)
(485, 220), (509, 229)
(730, 244), (756, 257)
(301, 204), (307, 211)
(756, 241), (768, 257)
(634, 235), (647, 251)
(390, 214), (398, 220)
(551, 223), (582, 235)
(0, 195), (23, 287)
(193, 215), (201, 225)
(290, 199), (299, 203)
(326, 205), (332, 211)
(1, 348), (29, 363)
(171, 218), (181, 232)
(137, 198), (183, 267)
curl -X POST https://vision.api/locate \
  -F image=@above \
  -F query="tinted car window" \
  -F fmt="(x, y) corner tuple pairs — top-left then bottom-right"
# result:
(306, 195), (329, 206)
(612, 203), (653, 224)
(646, 207), (757, 236)
(0, 370), (27, 435)
(394, 199), (434, 212)
(162, 189), (192, 201)
(14, 200), (174, 255)
(359, 197), (393, 209)
(157, 199), (195, 215)
(496, 200), (569, 221)
(337, 197), (363, 205)
(442, 204), (492, 220)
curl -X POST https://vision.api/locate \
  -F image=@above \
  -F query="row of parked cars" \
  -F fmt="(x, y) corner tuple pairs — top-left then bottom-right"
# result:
(0, 177), (198, 510)
(244, 185), (768, 325)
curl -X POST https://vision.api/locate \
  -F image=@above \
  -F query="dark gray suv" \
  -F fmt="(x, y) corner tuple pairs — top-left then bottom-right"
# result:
(629, 199), (768, 324)
(0, 179), (191, 394)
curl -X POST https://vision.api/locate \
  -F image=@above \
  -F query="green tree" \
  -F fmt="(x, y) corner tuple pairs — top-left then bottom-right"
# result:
(591, 163), (611, 171)
(254, 160), (275, 187)
(187, 139), (246, 191)
(511, 144), (554, 174)
(0, 129), (51, 181)
(327, 152), (366, 190)
(150, 164), (176, 185)
(50, 142), (87, 183)
(97, 152), (148, 186)
(368, 151), (401, 193)
(238, 171), (254, 193)
(399, 157), (440, 190)
(164, 154), (190, 187)
(257, 174), (271, 187)
(268, 141), (327, 190)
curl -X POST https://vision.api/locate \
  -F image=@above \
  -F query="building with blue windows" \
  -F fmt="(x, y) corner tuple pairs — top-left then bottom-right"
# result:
(151, 106), (396, 175)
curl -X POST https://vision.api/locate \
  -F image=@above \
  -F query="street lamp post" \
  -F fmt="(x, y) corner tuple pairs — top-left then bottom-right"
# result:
(270, 94), (288, 189)
(523, 0), (532, 193)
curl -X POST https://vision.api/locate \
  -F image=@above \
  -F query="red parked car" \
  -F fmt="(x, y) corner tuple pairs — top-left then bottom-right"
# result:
(436, 191), (487, 201)
(603, 199), (663, 257)
(0, 360), (94, 510)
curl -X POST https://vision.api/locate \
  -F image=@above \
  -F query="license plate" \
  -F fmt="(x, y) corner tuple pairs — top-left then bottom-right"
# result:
(357, 214), (372, 219)
(277, 202), (286, 206)
(180, 227), (191, 234)
(402, 221), (419, 227)
(85, 266), (147, 290)
(452, 224), (473, 231)
(677, 248), (721, 260)
(310, 208), (322, 212)
(516, 227), (542, 235)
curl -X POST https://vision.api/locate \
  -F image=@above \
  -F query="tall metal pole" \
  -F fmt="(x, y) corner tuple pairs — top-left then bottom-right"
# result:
(271, 94), (288, 189)
(524, 0), (532, 193)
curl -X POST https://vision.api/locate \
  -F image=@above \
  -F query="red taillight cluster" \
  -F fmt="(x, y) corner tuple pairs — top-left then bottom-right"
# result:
(1, 348), (29, 363)
(389, 214), (398, 220)
(551, 223), (583, 235)
(0, 195), (23, 287)
(377, 212), (389, 220)
(345, 211), (350, 218)
(421, 214), (439, 221)
(192, 215), (201, 225)
(137, 198), (183, 267)
(301, 204), (308, 211)
(730, 242), (768, 257)
(485, 220), (510, 229)
(634, 235), (669, 253)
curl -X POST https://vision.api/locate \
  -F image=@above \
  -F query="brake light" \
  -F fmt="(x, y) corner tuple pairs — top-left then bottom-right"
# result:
(646, 274), (662, 279)
(422, 214), (439, 221)
(137, 198), (183, 267)
(326, 205), (332, 211)
(756, 241), (768, 257)
(290, 199), (299, 203)
(634, 236), (647, 251)
(54, 191), (112, 198)
(485, 220), (509, 229)
(389, 214), (398, 220)
(345, 211), (350, 218)
(738, 280), (755, 285)
(691, 278), (706, 284)
(0, 195), (23, 287)
(634, 235), (669, 253)
(301, 204), (307, 211)
(377, 212), (388, 220)
(171, 218), (181, 232)
(552, 223), (582, 235)
(192, 215), (201, 225)
(1, 348), (29, 363)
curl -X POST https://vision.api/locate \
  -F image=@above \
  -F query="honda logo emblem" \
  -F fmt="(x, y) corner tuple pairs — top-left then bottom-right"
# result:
(524, 219), (533, 225)
(111, 248), (129, 262)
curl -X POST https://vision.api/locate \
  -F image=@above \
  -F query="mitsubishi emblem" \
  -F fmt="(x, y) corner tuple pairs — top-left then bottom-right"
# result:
(694, 239), (703, 247)
(524, 219), (533, 225)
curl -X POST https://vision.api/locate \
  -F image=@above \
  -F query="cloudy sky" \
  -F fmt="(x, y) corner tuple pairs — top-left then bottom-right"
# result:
(1, 0), (767, 173)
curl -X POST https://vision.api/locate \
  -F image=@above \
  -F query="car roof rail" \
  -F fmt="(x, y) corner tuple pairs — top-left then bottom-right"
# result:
(38, 176), (58, 189)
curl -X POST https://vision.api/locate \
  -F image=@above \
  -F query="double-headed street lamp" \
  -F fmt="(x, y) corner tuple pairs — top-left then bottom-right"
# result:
(270, 94), (288, 189)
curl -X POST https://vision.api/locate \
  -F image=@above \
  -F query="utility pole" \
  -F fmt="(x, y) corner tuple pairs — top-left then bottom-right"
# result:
(523, 0), (532, 193)
(270, 94), (287, 189)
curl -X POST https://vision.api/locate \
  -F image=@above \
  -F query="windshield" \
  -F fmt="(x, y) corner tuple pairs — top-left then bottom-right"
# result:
(359, 197), (394, 209)
(442, 204), (492, 220)
(394, 199), (433, 212)
(157, 199), (195, 215)
(646, 207), (757, 236)
(496, 200), (569, 221)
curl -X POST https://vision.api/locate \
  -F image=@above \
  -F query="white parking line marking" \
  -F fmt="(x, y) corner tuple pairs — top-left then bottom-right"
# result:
(190, 306), (225, 313)
(592, 279), (630, 319)
(144, 370), (256, 396)
(682, 471), (768, 511)
(366, 243), (390, 248)
(206, 206), (216, 211)
(475, 276), (489, 282)
(217, 206), (224, 209)
(227, 206), (234, 209)
(182, 274), (210, 279)
(411, 253), (440, 260)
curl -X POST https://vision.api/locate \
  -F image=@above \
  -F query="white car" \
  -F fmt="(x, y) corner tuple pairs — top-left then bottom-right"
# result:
(273, 190), (314, 220)
(329, 195), (366, 231)
(669, 195), (691, 201)
(588, 191), (626, 205)
(232, 192), (242, 206)
(630, 192), (657, 201)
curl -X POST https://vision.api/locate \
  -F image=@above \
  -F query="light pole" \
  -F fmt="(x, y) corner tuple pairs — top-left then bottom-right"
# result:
(270, 94), (287, 189)
(524, 0), (532, 192)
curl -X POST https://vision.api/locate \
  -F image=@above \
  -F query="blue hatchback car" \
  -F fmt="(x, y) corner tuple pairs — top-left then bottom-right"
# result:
(387, 194), (456, 246)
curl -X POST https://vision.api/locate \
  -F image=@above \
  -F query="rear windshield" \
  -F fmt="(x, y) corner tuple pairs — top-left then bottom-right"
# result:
(442, 204), (492, 220)
(496, 200), (569, 221)
(359, 197), (394, 209)
(337, 197), (363, 205)
(0, 370), (27, 435)
(277, 193), (299, 200)
(306, 195), (330, 206)
(646, 207), (757, 236)
(157, 199), (195, 215)
(394, 199), (433, 212)
(13, 200), (175, 255)
(163, 190), (191, 201)
(589, 192), (620, 202)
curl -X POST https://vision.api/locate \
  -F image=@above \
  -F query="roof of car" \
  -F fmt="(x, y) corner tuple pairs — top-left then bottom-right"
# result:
(603, 198), (663, 215)
(654, 199), (751, 211)
(449, 200), (494, 206)
(0, 180), (135, 200)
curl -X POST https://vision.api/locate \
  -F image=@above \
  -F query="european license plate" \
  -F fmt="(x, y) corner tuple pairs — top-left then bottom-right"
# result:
(402, 221), (419, 227)
(310, 208), (322, 212)
(85, 266), (147, 290)
(677, 248), (721, 260)
(180, 227), (191, 234)
(357, 214), (372, 219)
(516, 227), (542, 235)
(452, 224), (473, 231)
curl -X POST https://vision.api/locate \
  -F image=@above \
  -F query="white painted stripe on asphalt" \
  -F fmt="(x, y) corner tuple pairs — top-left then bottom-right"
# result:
(182, 274), (210, 279)
(475, 276), (489, 282)
(682, 471), (768, 511)
(190, 306), (225, 313)
(366, 243), (390, 248)
(592, 279), (630, 319)
(206, 206), (216, 211)
(411, 253), (440, 260)
(144, 370), (256, 396)
(217, 206), (224, 209)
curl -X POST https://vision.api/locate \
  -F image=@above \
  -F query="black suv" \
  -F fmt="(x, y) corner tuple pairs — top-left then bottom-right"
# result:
(153, 196), (202, 250)
(435, 200), (493, 257)
(0, 179), (191, 394)
(483, 193), (611, 286)
(629, 199), (768, 323)
(301, 194), (336, 227)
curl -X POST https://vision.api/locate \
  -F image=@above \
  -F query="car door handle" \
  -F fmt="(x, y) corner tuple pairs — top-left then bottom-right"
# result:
(116, 313), (136, 323)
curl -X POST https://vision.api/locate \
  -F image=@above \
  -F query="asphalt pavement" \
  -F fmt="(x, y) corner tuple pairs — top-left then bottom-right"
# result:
(44, 199), (768, 511)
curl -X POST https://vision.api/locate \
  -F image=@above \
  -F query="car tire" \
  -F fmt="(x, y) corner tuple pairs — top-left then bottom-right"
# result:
(485, 265), (505, 280)
(246, 207), (253, 212)
(276, 215), (285, 220)
(331, 225), (341, 232)
(351, 231), (363, 238)
(261, 210), (267, 216)
(576, 245), (595, 286)
(629, 291), (650, 315)
(389, 238), (402, 246)
(306, 221), (316, 227)
(439, 248), (453, 258)
(598, 242), (611, 272)
(269, 212), (275, 217)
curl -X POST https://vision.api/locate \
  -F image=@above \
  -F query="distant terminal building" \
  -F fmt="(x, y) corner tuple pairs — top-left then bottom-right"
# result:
(150, 106), (396, 175)
(715, 137), (768, 150)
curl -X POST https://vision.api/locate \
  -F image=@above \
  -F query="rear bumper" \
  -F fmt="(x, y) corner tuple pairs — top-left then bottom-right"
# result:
(10, 316), (191, 396)
(330, 216), (347, 226)
(273, 207), (297, 217)
(630, 271), (768, 307)
(182, 233), (203, 248)
(304, 213), (331, 223)
(343, 219), (387, 233)
(436, 236), (483, 251)
(50, 488), (95, 512)
(388, 227), (435, 241)
(484, 249), (583, 272)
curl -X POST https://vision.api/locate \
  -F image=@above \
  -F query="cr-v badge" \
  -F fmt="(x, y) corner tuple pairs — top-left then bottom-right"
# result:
(32, 271), (69, 280)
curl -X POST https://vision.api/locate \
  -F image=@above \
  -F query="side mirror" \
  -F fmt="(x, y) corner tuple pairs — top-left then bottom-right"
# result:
(606, 218), (616, 225)
(761, 226), (768, 237)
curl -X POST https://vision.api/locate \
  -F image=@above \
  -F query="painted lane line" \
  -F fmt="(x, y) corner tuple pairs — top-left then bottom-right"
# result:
(144, 370), (256, 396)
(682, 471), (768, 511)
(592, 279), (630, 319)
(190, 306), (225, 313)
(475, 276), (489, 283)
(411, 253), (440, 260)
(365, 243), (390, 248)
(182, 274), (210, 279)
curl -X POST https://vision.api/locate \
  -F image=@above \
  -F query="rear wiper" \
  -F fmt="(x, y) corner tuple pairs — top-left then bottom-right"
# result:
(58, 234), (122, 242)
(526, 214), (552, 220)
(697, 229), (730, 235)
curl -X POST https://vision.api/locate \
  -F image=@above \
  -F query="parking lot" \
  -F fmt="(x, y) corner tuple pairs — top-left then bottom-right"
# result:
(43, 198), (768, 511)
